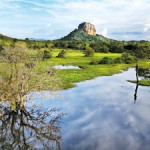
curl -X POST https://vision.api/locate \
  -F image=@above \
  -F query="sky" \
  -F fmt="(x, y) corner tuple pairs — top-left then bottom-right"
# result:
(0, 0), (150, 41)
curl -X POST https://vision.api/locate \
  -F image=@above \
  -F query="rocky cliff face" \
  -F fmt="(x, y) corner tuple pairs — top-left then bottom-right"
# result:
(78, 22), (96, 36)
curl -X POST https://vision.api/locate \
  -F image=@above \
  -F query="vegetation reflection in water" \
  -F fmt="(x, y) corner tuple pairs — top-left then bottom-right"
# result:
(0, 102), (64, 150)
(134, 64), (139, 103)
(128, 67), (150, 86)
(133, 66), (150, 103)
(0, 68), (147, 150)
(0, 46), (65, 149)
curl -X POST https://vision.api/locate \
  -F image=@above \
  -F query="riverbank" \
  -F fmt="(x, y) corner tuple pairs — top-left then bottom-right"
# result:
(39, 50), (150, 89)
(1, 49), (149, 90)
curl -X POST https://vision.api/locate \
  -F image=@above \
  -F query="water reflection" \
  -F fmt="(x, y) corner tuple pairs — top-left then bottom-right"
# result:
(1, 68), (149, 150)
(138, 68), (150, 79)
(134, 83), (139, 103)
(53, 65), (80, 69)
(134, 64), (139, 103)
(0, 103), (64, 150)
(134, 66), (150, 103)
(34, 68), (149, 150)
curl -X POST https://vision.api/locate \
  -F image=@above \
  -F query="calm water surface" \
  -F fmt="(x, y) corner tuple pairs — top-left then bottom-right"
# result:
(33, 68), (150, 150)
(53, 65), (81, 69)
(0, 68), (150, 150)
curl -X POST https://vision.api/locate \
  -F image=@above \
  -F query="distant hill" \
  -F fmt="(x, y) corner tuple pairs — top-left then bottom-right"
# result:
(59, 22), (116, 43)
(0, 34), (15, 47)
(0, 34), (15, 41)
(60, 28), (114, 42)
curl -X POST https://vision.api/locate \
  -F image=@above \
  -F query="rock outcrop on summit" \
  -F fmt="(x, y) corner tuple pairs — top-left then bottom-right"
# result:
(78, 22), (96, 36)
(60, 22), (112, 42)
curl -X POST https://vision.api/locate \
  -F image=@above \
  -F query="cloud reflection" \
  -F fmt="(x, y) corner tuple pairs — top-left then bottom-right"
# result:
(31, 68), (150, 150)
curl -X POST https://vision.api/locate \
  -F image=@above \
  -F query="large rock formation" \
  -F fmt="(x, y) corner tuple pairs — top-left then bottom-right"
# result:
(78, 22), (96, 36)
(61, 22), (111, 42)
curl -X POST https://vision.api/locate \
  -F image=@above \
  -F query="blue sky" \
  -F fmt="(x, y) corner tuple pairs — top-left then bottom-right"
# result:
(0, 0), (150, 40)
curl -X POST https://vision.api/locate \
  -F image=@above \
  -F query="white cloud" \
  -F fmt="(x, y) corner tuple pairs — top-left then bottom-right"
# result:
(144, 23), (150, 32)
(101, 27), (108, 37)
(0, 0), (150, 40)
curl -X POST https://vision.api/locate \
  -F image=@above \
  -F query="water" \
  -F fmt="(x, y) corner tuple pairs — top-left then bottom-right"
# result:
(0, 68), (150, 150)
(53, 65), (81, 69)
(30, 68), (150, 150)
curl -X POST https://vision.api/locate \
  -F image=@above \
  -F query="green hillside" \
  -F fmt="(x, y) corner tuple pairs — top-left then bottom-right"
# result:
(0, 34), (18, 47)
(60, 29), (114, 42)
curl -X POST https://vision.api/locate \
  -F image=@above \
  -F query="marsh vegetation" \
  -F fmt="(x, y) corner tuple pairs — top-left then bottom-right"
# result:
(0, 34), (150, 150)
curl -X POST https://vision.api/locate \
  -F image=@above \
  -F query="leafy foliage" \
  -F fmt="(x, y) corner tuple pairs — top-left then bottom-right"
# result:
(0, 32), (150, 60)
(90, 53), (136, 65)
(0, 47), (60, 109)
(84, 47), (95, 57)
(42, 50), (52, 60)
(121, 52), (136, 64)
(60, 29), (113, 42)
(56, 50), (66, 58)
(99, 57), (114, 64)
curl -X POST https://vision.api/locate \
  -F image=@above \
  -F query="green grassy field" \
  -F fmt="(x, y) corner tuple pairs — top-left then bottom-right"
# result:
(0, 48), (149, 89)
(38, 49), (150, 89)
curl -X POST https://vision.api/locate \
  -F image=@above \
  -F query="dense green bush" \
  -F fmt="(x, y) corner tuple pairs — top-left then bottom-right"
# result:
(84, 47), (95, 57)
(135, 47), (150, 59)
(43, 50), (52, 60)
(90, 60), (99, 65)
(90, 53), (136, 65)
(113, 53), (136, 64)
(114, 57), (123, 64)
(121, 52), (136, 64)
(99, 57), (114, 64)
(56, 50), (66, 58)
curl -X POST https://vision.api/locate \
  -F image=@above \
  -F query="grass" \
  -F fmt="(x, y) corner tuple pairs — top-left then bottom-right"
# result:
(1, 48), (149, 89)
(128, 80), (150, 86)
(38, 49), (150, 89)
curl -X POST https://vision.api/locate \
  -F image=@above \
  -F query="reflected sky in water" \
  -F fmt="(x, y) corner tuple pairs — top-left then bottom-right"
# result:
(53, 65), (80, 69)
(32, 68), (150, 150)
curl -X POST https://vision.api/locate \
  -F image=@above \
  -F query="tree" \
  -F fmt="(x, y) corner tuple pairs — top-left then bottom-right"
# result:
(114, 57), (123, 64)
(25, 38), (29, 41)
(135, 46), (150, 59)
(90, 43), (100, 52)
(121, 52), (135, 64)
(0, 104), (64, 149)
(100, 45), (109, 53)
(99, 57), (114, 64)
(56, 50), (66, 58)
(42, 50), (52, 60)
(84, 47), (94, 57)
(109, 43), (124, 53)
(0, 46), (60, 110)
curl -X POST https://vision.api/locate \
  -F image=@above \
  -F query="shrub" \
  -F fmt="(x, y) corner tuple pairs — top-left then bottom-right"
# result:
(99, 57), (114, 64)
(43, 50), (52, 60)
(114, 57), (123, 64)
(90, 60), (99, 65)
(56, 50), (66, 58)
(121, 52), (135, 64)
(84, 47), (94, 57)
